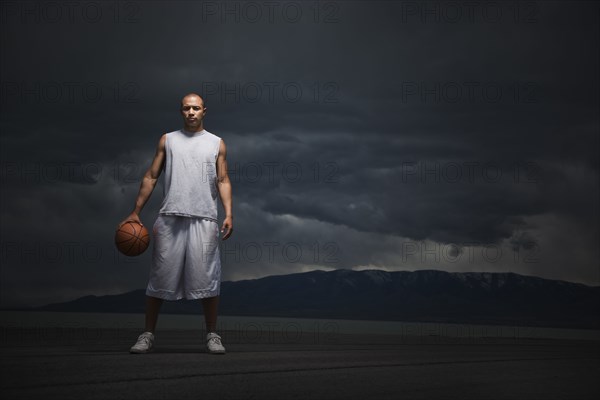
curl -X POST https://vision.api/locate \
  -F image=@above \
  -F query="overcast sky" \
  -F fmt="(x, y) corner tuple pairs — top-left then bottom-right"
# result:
(1, 1), (598, 308)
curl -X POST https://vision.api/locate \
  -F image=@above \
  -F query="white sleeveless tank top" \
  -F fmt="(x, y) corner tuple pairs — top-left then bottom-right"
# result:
(158, 129), (222, 221)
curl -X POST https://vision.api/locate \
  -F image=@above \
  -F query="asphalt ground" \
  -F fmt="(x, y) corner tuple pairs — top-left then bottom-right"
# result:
(1, 327), (599, 399)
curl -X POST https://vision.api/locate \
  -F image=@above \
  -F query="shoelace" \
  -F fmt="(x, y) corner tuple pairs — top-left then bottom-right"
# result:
(208, 336), (222, 346)
(137, 335), (152, 346)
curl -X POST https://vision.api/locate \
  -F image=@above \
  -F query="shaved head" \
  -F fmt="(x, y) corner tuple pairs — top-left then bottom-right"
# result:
(181, 93), (205, 109)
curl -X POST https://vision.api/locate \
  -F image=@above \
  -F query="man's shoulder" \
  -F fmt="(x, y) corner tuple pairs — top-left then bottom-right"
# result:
(204, 130), (222, 141)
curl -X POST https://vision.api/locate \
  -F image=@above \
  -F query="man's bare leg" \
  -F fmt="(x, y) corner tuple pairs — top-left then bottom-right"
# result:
(202, 296), (225, 354)
(145, 295), (164, 333)
(129, 296), (162, 353)
(201, 296), (219, 332)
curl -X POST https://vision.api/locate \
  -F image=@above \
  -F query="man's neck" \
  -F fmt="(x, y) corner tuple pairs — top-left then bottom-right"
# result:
(183, 124), (204, 133)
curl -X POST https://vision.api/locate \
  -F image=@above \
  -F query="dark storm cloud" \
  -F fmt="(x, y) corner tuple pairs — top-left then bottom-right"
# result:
(1, 1), (598, 307)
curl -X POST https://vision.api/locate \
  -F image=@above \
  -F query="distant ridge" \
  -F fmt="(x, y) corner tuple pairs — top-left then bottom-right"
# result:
(17, 269), (600, 329)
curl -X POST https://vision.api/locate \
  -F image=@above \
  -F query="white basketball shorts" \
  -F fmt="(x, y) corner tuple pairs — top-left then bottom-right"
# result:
(146, 214), (221, 300)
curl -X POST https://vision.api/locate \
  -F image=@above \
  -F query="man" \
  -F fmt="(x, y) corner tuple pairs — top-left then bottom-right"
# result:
(118, 93), (233, 354)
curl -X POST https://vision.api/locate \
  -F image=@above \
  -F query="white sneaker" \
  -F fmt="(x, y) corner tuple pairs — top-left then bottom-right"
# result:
(130, 332), (154, 354)
(206, 332), (226, 354)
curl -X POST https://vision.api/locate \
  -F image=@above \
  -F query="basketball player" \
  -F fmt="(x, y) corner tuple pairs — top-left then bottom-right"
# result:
(117, 93), (233, 354)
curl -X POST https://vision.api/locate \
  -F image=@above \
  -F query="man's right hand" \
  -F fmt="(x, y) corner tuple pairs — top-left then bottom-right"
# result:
(117, 212), (143, 230)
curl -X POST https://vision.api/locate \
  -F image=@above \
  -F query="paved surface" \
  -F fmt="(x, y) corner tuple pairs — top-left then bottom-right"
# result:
(1, 327), (599, 399)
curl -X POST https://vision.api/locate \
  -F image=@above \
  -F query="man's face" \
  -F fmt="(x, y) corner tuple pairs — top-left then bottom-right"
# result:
(180, 96), (206, 129)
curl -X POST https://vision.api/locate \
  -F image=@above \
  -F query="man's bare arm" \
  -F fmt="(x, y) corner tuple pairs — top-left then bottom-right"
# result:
(117, 134), (166, 228)
(217, 139), (233, 240)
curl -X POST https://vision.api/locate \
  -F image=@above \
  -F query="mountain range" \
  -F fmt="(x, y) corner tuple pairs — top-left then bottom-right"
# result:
(22, 269), (600, 329)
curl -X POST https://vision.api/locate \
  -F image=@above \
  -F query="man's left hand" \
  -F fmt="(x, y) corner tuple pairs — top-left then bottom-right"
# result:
(220, 216), (233, 240)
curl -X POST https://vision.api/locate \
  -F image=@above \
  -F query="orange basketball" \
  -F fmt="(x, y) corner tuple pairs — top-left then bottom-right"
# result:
(115, 221), (150, 256)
